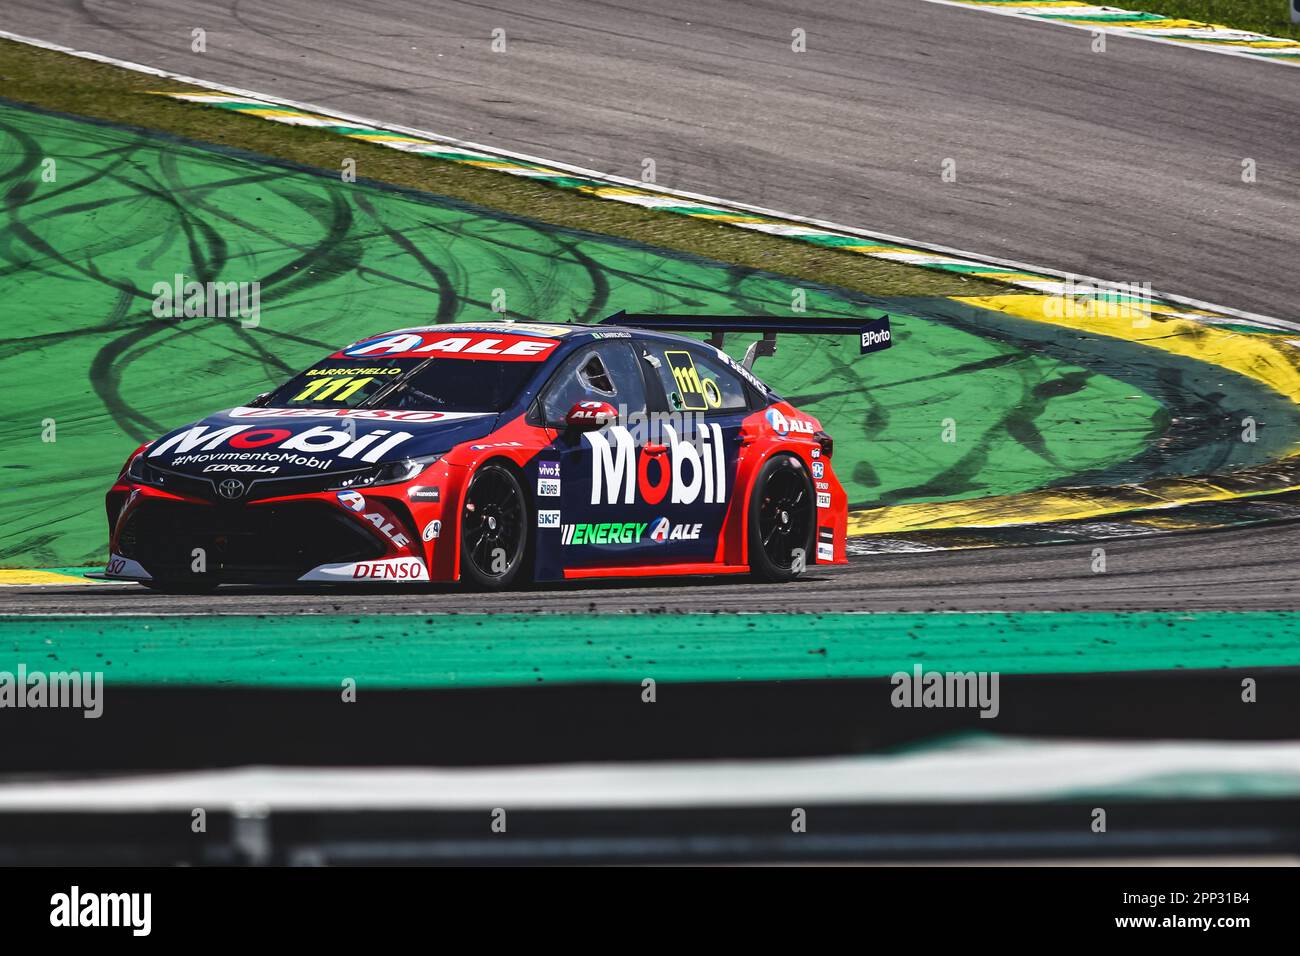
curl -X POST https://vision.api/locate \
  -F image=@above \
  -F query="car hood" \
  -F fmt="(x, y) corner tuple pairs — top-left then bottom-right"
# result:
(143, 406), (501, 481)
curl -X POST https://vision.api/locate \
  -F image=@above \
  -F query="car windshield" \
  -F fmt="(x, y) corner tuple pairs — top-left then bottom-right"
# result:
(263, 356), (538, 413)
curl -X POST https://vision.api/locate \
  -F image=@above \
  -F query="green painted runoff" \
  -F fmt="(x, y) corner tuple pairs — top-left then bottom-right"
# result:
(0, 102), (1165, 567)
(0, 612), (1293, 687)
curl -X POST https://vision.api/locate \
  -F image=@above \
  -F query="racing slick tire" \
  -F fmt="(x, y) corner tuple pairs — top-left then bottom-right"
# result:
(459, 462), (530, 590)
(748, 453), (816, 583)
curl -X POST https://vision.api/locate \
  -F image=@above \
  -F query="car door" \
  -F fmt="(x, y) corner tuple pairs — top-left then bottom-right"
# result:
(631, 338), (753, 564)
(534, 339), (655, 573)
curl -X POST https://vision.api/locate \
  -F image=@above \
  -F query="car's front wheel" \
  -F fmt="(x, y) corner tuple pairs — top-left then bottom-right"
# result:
(459, 463), (529, 590)
(748, 454), (816, 582)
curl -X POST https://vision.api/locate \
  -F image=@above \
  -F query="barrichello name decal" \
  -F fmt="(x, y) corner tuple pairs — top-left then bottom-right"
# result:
(148, 423), (415, 463)
(585, 423), (727, 506)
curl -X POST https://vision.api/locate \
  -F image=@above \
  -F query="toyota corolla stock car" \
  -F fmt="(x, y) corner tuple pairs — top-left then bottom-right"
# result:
(104, 312), (892, 590)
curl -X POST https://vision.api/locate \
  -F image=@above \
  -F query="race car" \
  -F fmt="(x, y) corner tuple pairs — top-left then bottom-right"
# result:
(104, 312), (892, 590)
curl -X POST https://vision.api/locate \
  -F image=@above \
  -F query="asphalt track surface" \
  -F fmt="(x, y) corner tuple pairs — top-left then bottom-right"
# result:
(8, 0), (1298, 318)
(4, 522), (1300, 613)
(4, 1), (1299, 617)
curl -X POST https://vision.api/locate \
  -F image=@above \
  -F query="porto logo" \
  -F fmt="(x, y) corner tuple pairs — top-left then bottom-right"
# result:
(585, 424), (727, 506)
(217, 478), (245, 500)
(860, 326), (891, 352)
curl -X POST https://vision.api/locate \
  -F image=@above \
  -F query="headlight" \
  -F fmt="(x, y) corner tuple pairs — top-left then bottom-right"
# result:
(126, 454), (165, 486)
(328, 455), (440, 491)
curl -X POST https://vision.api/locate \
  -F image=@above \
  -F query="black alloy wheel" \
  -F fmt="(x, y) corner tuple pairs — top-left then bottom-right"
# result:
(748, 454), (816, 582)
(459, 463), (529, 589)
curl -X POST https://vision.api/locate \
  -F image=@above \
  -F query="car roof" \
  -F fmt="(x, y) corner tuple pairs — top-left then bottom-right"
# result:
(378, 321), (580, 338)
(355, 322), (772, 389)
(367, 321), (722, 349)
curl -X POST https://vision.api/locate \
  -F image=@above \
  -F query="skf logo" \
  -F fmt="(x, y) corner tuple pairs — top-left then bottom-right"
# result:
(537, 510), (560, 528)
(765, 408), (815, 437)
(585, 424), (727, 506)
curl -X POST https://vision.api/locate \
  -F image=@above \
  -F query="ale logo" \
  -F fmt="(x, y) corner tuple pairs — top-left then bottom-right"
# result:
(336, 490), (366, 512)
(765, 408), (816, 437)
(649, 517), (702, 542)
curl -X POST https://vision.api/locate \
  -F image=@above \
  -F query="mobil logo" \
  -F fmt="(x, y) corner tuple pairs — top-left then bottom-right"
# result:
(585, 423), (727, 506)
(147, 422), (414, 462)
(765, 408), (816, 437)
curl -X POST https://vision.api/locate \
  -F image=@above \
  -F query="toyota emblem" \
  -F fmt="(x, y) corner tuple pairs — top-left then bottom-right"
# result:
(217, 478), (246, 500)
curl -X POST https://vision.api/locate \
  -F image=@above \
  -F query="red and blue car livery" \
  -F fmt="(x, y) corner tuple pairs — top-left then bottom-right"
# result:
(104, 313), (891, 590)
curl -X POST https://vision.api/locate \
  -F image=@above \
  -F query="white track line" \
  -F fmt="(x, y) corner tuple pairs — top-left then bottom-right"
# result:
(917, 0), (1300, 70)
(1, 29), (1293, 332)
(0, 738), (1296, 808)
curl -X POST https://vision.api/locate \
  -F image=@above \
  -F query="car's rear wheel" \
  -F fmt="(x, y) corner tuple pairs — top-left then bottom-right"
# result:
(459, 463), (529, 590)
(748, 454), (816, 582)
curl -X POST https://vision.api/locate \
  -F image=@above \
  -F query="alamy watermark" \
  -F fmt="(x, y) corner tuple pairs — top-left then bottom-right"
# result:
(1043, 275), (1153, 325)
(0, 665), (103, 718)
(891, 665), (1000, 719)
(152, 273), (261, 328)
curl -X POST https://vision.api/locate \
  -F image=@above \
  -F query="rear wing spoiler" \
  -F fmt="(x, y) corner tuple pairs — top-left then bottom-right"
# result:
(599, 311), (892, 369)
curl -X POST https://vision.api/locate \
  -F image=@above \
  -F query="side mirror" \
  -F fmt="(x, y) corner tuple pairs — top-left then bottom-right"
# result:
(565, 400), (617, 431)
(249, 391), (272, 407)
